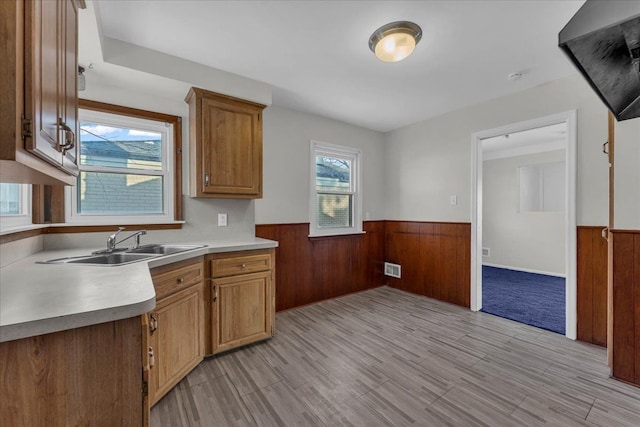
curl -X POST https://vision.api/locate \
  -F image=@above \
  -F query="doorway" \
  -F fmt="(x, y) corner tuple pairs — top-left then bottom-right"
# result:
(470, 111), (577, 339)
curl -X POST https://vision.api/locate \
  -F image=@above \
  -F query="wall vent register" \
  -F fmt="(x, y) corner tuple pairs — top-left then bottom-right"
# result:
(384, 262), (401, 278)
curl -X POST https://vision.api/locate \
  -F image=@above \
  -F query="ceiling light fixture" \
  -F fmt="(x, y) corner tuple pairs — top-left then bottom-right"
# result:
(369, 21), (422, 63)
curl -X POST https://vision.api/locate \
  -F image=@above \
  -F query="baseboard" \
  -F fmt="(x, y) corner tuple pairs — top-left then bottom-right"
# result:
(482, 263), (566, 278)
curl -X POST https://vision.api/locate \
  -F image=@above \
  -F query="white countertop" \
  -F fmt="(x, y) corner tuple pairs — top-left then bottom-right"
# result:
(0, 238), (277, 343)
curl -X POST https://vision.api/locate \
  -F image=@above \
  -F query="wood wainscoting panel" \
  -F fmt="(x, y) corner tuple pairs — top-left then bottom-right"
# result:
(255, 221), (385, 311)
(610, 230), (640, 386)
(385, 221), (471, 308)
(577, 226), (608, 347)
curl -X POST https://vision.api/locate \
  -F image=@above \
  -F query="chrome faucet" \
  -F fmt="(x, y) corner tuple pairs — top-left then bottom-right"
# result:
(104, 227), (147, 252)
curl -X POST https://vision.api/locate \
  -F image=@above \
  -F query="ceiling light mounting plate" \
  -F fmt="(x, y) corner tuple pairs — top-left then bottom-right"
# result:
(507, 72), (523, 81)
(369, 21), (422, 62)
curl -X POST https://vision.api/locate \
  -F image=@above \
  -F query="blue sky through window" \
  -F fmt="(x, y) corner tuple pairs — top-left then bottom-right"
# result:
(80, 123), (160, 142)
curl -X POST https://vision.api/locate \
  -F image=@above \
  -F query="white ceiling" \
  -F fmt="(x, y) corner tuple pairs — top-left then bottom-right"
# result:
(482, 122), (567, 160)
(89, 0), (585, 133)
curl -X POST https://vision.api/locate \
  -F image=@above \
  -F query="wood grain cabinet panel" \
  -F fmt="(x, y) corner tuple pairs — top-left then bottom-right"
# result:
(0, 317), (143, 426)
(1, 0), (83, 185)
(24, 0), (80, 175)
(211, 252), (272, 277)
(151, 258), (204, 300)
(148, 285), (204, 405)
(214, 271), (272, 351)
(208, 249), (275, 355)
(185, 87), (265, 198)
(148, 258), (205, 406)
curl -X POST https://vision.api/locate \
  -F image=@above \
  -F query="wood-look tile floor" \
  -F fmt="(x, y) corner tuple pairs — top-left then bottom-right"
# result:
(151, 286), (640, 426)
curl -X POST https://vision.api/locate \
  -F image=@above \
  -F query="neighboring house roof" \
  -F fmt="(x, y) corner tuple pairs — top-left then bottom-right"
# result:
(80, 140), (162, 162)
(316, 162), (349, 182)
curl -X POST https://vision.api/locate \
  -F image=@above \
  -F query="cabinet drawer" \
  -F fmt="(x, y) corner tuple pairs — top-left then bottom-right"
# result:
(210, 253), (272, 278)
(151, 259), (204, 300)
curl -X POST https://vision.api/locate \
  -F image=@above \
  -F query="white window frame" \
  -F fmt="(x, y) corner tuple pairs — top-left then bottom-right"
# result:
(309, 140), (363, 237)
(0, 184), (32, 232)
(65, 109), (175, 225)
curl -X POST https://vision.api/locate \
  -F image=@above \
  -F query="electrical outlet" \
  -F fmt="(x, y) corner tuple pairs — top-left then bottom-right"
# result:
(218, 213), (228, 227)
(450, 195), (457, 205)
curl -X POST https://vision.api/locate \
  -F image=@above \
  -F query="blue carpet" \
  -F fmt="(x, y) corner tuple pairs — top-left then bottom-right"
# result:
(481, 266), (565, 335)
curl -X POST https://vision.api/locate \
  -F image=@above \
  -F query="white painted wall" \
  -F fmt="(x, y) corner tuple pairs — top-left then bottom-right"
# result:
(614, 117), (640, 230)
(42, 72), (386, 249)
(483, 150), (566, 275)
(384, 74), (609, 227)
(256, 105), (386, 224)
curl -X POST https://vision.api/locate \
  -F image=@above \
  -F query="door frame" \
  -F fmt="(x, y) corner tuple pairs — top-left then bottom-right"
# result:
(470, 110), (578, 340)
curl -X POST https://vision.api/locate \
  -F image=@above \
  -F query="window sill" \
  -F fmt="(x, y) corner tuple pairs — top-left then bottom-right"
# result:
(308, 231), (366, 240)
(47, 221), (185, 233)
(0, 223), (50, 236)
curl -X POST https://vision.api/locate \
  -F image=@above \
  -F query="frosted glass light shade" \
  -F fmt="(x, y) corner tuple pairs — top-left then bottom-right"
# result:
(369, 21), (422, 63)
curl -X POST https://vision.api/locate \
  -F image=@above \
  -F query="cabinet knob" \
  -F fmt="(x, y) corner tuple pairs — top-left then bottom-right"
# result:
(177, 277), (184, 284)
(241, 263), (247, 269)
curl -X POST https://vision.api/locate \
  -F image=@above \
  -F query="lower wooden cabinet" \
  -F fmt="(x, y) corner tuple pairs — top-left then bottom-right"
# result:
(148, 284), (204, 404)
(209, 249), (275, 355)
(144, 250), (275, 405)
(0, 317), (144, 426)
(212, 270), (274, 353)
(148, 258), (205, 406)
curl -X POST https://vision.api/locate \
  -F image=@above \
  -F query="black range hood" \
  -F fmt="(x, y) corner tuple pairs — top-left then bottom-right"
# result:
(559, 0), (640, 121)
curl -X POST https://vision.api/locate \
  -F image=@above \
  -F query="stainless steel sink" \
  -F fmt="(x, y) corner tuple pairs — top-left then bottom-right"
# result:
(38, 244), (206, 266)
(68, 253), (155, 265)
(126, 244), (205, 255)
(40, 252), (154, 266)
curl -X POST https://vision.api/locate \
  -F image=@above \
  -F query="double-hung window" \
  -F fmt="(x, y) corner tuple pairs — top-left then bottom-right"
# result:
(0, 183), (32, 231)
(309, 140), (362, 237)
(66, 107), (176, 224)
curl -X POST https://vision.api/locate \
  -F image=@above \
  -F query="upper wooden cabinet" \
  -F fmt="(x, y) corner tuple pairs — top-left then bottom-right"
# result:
(185, 87), (266, 198)
(0, 0), (83, 185)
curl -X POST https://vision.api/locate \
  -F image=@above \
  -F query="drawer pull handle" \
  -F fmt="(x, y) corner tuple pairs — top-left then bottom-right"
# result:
(177, 277), (184, 284)
(241, 263), (247, 269)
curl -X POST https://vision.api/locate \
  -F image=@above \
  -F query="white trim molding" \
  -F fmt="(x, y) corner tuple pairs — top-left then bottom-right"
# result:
(309, 140), (363, 237)
(482, 263), (566, 278)
(471, 110), (578, 340)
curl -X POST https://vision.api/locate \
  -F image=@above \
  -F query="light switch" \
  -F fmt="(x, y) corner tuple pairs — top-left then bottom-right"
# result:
(218, 213), (228, 227)
(450, 195), (457, 205)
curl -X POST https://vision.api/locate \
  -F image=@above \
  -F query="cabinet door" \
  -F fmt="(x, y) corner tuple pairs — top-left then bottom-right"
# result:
(60, 0), (79, 173)
(200, 97), (262, 196)
(24, 0), (63, 167)
(211, 271), (274, 354)
(24, 0), (79, 174)
(149, 284), (204, 405)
